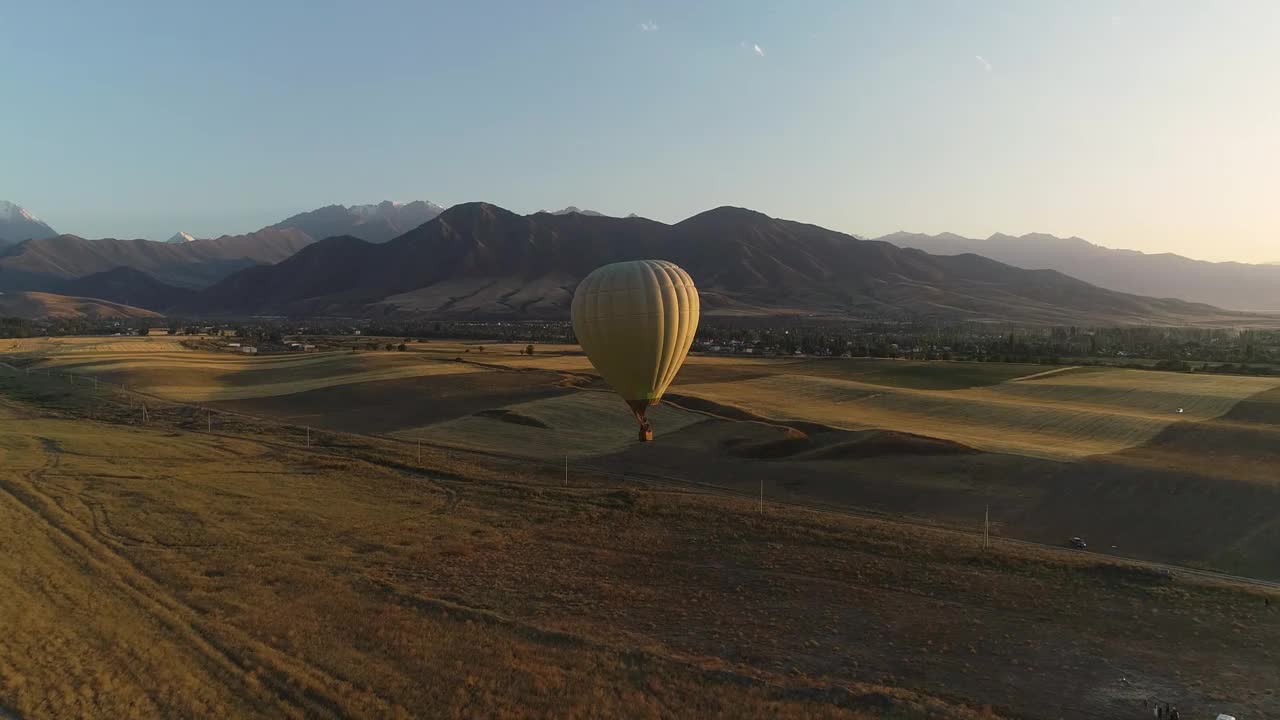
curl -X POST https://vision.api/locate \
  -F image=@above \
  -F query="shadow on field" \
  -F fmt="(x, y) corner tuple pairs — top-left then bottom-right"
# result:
(208, 370), (574, 434)
(591, 386), (1280, 581)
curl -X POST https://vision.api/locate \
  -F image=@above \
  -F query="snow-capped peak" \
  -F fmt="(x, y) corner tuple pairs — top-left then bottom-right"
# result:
(348, 200), (445, 217)
(0, 200), (39, 222)
(165, 231), (197, 243)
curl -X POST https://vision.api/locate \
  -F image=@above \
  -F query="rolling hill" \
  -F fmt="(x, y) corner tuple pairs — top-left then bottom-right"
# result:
(185, 202), (1268, 326)
(0, 291), (160, 320)
(881, 231), (1280, 312)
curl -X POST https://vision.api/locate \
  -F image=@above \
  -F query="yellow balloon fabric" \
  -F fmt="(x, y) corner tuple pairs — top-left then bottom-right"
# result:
(571, 260), (701, 406)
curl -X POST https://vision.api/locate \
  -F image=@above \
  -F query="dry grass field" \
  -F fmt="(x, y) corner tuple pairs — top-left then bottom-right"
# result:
(38, 338), (1271, 461)
(672, 368), (1280, 459)
(8, 337), (1280, 583)
(27, 347), (486, 402)
(399, 390), (708, 458)
(0, 335), (196, 355)
(0, 366), (1276, 719)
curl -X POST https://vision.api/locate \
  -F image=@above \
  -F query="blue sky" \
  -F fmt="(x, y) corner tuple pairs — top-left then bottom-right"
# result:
(2, 1), (1276, 261)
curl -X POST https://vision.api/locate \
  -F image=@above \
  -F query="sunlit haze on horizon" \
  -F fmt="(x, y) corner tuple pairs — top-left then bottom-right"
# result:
(2, 0), (1276, 262)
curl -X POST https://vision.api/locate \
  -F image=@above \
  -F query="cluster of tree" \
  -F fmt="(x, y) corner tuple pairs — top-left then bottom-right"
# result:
(359, 320), (574, 344)
(0, 318), (41, 338)
(0, 317), (157, 338)
(8, 311), (1277, 378)
(695, 320), (1280, 375)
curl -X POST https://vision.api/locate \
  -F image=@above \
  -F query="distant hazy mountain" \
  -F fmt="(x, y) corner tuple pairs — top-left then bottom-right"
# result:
(54, 267), (194, 311)
(0, 290), (159, 320)
(879, 231), (1280, 312)
(266, 200), (444, 244)
(0, 229), (314, 289)
(0, 201), (57, 246)
(539, 206), (607, 217)
(182, 202), (1257, 326)
(0, 200), (441, 295)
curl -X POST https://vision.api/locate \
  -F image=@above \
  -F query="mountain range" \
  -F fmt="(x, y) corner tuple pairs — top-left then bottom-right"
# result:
(0, 200), (446, 294)
(180, 202), (1263, 326)
(1, 199), (1275, 326)
(264, 200), (444, 245)
(539, 206), (607, 217)
(0, 229), (314, 289)
(880, 231), (1280, 312)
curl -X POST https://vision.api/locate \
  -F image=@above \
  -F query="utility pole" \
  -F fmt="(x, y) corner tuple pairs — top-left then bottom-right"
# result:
(984, 504), (990, 550)
(306, 426), (311, 446)
(759, 478), (764, 514)
(141, 403), (148, 424)
(564, 455), (569, 486)
(417, 440), (422, 464)
(207, 411), (212, 432)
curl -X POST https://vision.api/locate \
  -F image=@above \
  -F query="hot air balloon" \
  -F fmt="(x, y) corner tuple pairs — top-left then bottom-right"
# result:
(571, 260), (700, 441)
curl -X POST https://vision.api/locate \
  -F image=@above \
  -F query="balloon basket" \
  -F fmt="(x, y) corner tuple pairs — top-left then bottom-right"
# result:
(638, 428), (654, 442)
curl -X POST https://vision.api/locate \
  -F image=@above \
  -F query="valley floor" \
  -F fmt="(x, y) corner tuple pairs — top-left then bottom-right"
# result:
(0, 355), (1277, 719)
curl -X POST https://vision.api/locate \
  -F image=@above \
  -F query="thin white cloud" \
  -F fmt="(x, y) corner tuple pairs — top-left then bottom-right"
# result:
(639, 20), (659, 31)
(753, 43), (765, 57)
(975, 54), (992, 72)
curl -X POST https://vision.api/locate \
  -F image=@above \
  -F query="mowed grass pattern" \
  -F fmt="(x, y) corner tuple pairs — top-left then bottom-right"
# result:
(33, 351), (485, 402)
(400, 391), (707, 459)
(673, 367), (1280, 460)
(0, 335), (202, 355)
(12, 337), (1279, 461)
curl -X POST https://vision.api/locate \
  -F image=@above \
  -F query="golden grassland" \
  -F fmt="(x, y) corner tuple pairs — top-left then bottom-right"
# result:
(330, 345), (1280, 461)
(0, 373), (1277, 720)
(27, 349), (485, 402)
(671, 368), (1280, 460)
(12, 335), (1280, 461)
(0, 335), (201, 355)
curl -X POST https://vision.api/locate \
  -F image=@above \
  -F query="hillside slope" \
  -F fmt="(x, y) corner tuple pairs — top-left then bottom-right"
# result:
(0, 291), (161, 320)
(186, 203), (1265, 326)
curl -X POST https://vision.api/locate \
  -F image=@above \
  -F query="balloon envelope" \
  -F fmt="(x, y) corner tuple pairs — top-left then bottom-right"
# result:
(571, 260), (700, 424)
